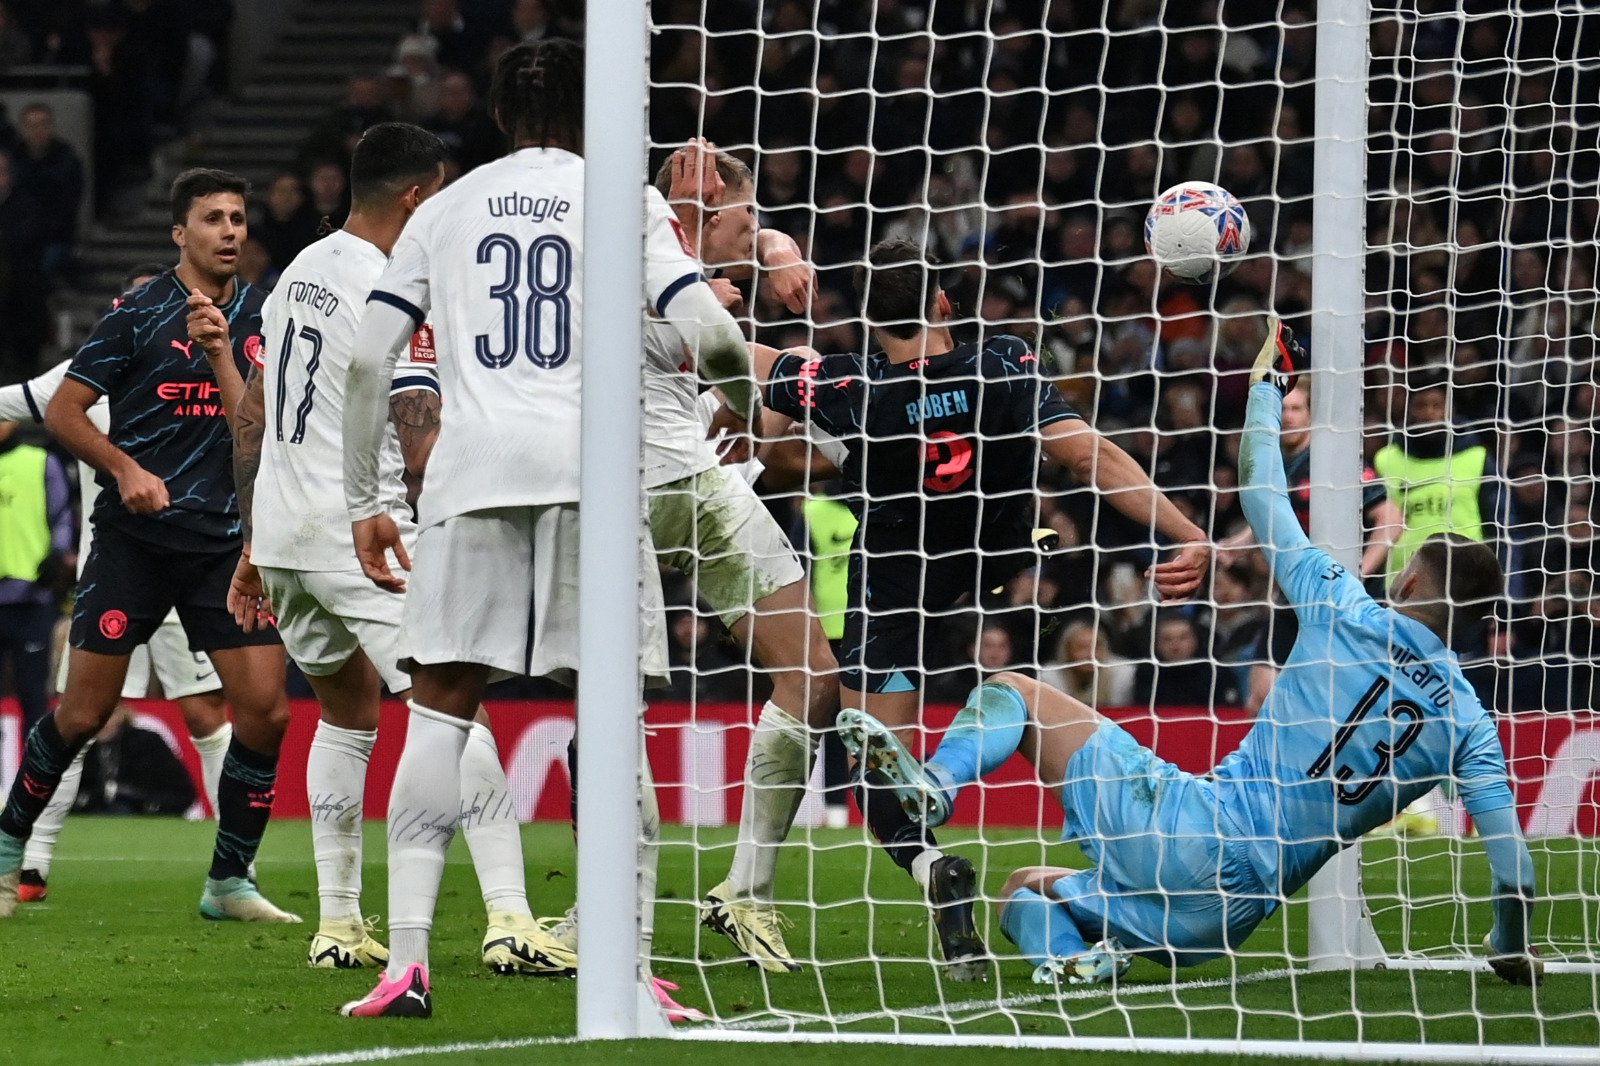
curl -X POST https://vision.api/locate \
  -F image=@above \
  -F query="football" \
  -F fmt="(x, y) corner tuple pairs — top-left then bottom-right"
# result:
(1144, 181), (1253, 284)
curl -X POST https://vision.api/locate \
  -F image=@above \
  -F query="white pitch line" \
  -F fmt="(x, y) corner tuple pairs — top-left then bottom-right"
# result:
(725, 965), (1298, 1031)
(202, 967), (1302, 1066)
(202, 1035), (585, 1066)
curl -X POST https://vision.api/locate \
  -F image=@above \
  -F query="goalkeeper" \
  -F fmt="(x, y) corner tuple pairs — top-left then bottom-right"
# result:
(841, 319), (1541, 987)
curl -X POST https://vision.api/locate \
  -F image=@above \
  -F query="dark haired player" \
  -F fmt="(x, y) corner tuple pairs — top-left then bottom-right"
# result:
(0, 170), (297, 922)
(337, 41), (744, 1017)
(754, 237), (1210, 979)
(842, 322), (1540, 988)
(0, 262), (235, 903)
(190, 124), (558, 975)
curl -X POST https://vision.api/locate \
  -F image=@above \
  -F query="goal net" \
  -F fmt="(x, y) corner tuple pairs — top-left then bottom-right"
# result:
(578, 0), (1600, 1055)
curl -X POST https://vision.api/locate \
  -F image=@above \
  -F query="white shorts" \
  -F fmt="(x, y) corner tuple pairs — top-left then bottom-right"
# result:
(404, 504), (668, 684)
(56, 610), (220, 700)
(648, 465), (806, 628)
(258, 566), (413, 694)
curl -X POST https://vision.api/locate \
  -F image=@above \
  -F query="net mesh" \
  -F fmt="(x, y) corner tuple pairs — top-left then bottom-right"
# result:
(634, 0), (1600, 1046)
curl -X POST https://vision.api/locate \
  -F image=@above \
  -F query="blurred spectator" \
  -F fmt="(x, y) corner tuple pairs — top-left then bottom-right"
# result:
(307, 160), (351, 231)
(0, 0), (32, 69)
(236, 237), (274, 290)
(73, 705), (197, 816)
(0, 152), (47, 378)
(299, 73), (393, 171)
(417, 0), (487, 74)
(11, 103), (84, 287)
(1373, 368), (1502, 593)
(510, 0), (552, 44)
(0, 418), (72, 735)
(1208, 563), (1267, 700)
(1134, 611), (1235, 708)
(388, 34), (442, 121)
(89, 13), (154, 217)
(254, 173), (319, 274)
(422, 70), (502, 177)
(1040, 622), (1136, 707)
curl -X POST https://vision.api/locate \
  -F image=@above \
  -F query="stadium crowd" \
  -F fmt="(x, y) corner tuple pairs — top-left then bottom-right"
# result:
(4, 0), (1598, 718)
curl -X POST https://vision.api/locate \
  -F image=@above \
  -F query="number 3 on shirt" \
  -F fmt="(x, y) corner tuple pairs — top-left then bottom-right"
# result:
(924, 431), (974, 492)
(475, 232), (572, 370)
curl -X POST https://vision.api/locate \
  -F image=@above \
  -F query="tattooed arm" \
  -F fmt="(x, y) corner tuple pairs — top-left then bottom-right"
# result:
(234, 362), (267, 542)
(225, 362), (273, 631)
(390, 387), (441, 477)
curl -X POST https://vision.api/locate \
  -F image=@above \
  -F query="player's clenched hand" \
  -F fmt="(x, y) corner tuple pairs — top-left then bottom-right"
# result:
(227, 546), (275, 633)
(353, 514), (411, 593)
(116, 464), (169, 514)
(709, 277), (744, 313)
(705, 402), (753, 466)
(764, 258), (815, 315)
(1484, 934), (1543, 987)
(186, 290), (232, 363)
(1148, 539), (1211, 602)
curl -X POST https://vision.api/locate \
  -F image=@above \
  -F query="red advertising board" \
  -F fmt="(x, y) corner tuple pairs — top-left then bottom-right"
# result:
(3, 699), (1597, 836)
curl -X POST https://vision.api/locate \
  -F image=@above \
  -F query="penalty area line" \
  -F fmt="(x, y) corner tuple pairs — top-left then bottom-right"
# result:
(726, 966), (1299, 1031)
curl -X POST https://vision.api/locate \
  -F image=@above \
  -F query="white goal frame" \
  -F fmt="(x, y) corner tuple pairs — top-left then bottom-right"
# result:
(575, 0), (1598, 1057)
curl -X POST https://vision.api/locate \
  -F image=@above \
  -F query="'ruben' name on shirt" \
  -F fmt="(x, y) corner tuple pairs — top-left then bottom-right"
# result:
(487, 194), (571, 222)
(906, 389), (970, 425)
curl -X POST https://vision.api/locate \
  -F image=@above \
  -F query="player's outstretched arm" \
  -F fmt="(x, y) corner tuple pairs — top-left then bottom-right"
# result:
(1473, 804), (1541, 985)
(0, 358), (68, 423)
(45, 377), (169, 515)
(1041, 421), (1209, 601)
(343, 299), (416, 591)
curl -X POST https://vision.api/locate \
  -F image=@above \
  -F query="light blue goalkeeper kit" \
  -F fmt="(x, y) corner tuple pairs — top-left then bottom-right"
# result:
(952, 383), (1533, 968)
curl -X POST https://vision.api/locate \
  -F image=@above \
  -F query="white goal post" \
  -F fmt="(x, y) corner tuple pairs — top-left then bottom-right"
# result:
(574, 0), (1600, 1056)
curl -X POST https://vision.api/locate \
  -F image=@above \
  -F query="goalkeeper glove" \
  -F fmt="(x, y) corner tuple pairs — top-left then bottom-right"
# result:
(1250, 315), (1304, 395)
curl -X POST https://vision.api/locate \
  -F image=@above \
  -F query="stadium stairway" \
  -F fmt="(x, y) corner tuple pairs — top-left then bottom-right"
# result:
(58, 0), (414, 348)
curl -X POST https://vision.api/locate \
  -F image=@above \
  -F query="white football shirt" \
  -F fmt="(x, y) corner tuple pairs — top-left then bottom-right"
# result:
(252, 229), (439, 571)
(641, 318), (722, 488)
(368, 146), (705, 525)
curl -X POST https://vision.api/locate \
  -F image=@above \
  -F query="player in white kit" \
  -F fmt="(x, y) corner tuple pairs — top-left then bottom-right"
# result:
(186, 125), (561, 975)
(0, 266), (233, 903)
(537, 143), (839, 975)
(337, 41), (757, 1018)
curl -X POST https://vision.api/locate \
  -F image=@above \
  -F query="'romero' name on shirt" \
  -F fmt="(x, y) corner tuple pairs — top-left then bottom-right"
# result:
(906, 388), (970, 425)
(487, 193), (571, 221)
(285, 279), (341, 317)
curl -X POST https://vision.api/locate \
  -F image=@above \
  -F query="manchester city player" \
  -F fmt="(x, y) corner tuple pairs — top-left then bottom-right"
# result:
(841, 320), (1541, 987)
(0, 170), (296, 923)
(757, 237), (1210, 979)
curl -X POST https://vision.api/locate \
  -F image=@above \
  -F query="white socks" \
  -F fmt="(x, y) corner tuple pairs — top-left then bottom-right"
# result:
(386, 701), (472, 981)
(22, 746), (89, 876)
(190, 722), (232, 818)
(460, 722), (530, 918)
(307, 720), (377, 927)
(639, 749), (660, 961)
(725, 701), (812, 901)
(910, 848), (945, 892)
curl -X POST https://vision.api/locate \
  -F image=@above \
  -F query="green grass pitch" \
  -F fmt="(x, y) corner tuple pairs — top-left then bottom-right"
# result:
(1, 818), (1595, 1065)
